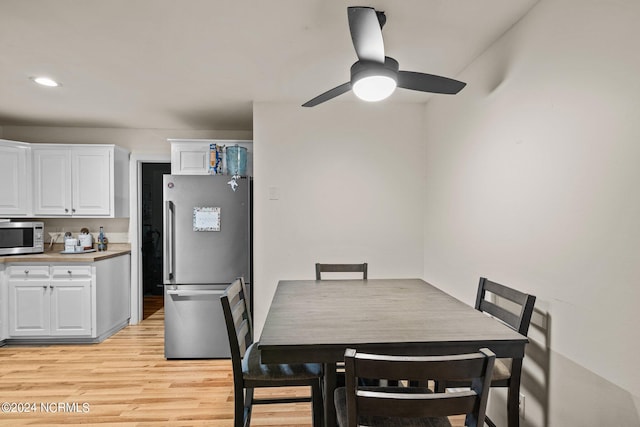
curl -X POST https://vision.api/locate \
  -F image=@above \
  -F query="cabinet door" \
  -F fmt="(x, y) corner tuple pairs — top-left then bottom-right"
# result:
(50, 266), (92, 336)
(72, 147), (111, 216)
(32, 148), (72, 216)
(0, 142), (30, 216)
(8, 280), (51, 336)
(170, 141), (210, 175)
(50, 280), (92, 336)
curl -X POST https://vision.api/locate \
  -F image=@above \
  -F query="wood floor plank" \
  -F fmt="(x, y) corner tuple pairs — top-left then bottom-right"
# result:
(0, 296), (465, 426)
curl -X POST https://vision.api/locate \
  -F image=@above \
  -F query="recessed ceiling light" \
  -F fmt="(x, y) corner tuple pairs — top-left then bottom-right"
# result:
(31, 76), (60, 87)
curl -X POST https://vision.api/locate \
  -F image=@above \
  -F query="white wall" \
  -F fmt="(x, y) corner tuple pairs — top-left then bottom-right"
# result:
(253, 102), (425, 336)
(423, 0), (640, 425)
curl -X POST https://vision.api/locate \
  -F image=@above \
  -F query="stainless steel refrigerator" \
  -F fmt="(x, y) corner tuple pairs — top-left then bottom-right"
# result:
(163, 175), (251, 359)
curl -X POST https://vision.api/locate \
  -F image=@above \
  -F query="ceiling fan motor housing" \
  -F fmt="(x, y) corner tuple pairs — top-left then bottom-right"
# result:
(350, 56), (399, 84)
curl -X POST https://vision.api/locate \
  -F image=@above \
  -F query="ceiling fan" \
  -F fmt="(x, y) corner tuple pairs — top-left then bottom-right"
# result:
(302, 6), (466, 107)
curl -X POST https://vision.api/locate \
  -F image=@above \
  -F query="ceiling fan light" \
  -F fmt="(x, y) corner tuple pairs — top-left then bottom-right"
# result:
(350, 57), (399, 103)
(352, 75), (397, 102)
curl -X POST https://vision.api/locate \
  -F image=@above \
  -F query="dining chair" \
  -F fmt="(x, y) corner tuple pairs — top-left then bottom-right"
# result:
(315, 263), (368, 280)
(438, 277), (536, 427)
(334, 348), (496, 427)
(315, 262), (370, 387)
(220, 278), (324, 427)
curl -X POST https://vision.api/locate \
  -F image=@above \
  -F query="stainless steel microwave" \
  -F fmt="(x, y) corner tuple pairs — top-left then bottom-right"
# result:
(0, 221), (45, 255)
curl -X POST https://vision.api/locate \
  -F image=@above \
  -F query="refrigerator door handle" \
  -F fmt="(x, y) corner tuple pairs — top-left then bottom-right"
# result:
(165, 201), (175, 281)
(166, 290), (225, 297)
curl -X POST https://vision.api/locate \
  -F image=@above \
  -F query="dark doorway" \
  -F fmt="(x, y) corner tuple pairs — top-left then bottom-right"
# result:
(141, 163), (171, 299)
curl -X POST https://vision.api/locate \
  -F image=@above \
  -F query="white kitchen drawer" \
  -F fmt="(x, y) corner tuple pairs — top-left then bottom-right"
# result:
(51, 265), (92, 279)
(7, 265), (50, 279)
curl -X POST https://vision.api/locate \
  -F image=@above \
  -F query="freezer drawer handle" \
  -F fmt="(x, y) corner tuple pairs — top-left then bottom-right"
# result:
(165, 201), (175, 281)
(166, 290), (225, 296)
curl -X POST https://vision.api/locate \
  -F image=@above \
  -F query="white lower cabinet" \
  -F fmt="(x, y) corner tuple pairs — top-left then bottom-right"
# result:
(8, 265), (92, 337)
(50, 266), (92, 336)
(6, 255), (130, 342)
(9, 278), (53, 336)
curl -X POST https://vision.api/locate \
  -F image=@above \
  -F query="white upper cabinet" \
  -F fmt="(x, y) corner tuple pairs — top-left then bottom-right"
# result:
(168, 139), (253, 176)
(32, 144), (129, 217)
(0, 139), (31, 216)
(72, 146), (111, 216)
(32, 146), (72, 215)
(170, 139), (210, 175)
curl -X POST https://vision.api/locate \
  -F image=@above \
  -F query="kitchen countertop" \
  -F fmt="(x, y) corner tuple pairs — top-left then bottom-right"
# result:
(0, 244), (131, 263)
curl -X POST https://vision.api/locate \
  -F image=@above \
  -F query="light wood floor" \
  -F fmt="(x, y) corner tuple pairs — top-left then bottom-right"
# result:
(0, 296), (465, 426)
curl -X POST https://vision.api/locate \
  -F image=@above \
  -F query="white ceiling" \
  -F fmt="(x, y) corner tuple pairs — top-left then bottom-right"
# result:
(0, 0), (538, 131)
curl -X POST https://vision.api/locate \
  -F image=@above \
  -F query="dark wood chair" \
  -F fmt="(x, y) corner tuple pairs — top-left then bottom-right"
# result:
(335, 348), (496, 427)
(438, 277), (536, 427)
(315, 262), (369, 388)
(220, 278), (324, 427)
(315, 263), (368, 280)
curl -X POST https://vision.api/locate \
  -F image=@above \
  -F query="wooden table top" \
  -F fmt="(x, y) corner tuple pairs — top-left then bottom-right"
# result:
(259, 278), (528, 363)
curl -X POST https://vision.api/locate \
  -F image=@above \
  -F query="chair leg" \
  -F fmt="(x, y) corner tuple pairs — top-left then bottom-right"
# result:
(311, 380), (323, 427)
(506, 391), (520, 427)
(484, 415), (497, 427)
(506, 360), (523, 427)
(245, 387), (254, 407)
(506, 384), (521, 426)
(233, 384), (245, 427)
(243, 388), (254, 427)
(323, 362), (338, 427)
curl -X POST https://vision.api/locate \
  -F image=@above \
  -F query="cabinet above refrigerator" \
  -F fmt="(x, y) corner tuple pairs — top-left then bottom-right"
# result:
(167, 139), (253, 176)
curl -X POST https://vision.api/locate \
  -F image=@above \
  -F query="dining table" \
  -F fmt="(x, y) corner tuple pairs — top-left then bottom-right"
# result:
(258, 278), (529, 427)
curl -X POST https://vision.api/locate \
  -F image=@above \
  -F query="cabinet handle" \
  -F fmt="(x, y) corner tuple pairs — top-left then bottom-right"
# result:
(43, 285), (47, 289)
(72, 208), (76, 213)
(65, 208), (69, 213)
(49, 285), (54, 289)
(24, 270), (29, 275)
(68, 270), (72, 275)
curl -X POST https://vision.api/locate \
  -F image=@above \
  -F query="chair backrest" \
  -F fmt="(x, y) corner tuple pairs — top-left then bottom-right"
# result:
(315, 263), (368, 280)
(343, 348), (495, 427)
(220, 277), (253, 378)
(475, 277), (536, 336)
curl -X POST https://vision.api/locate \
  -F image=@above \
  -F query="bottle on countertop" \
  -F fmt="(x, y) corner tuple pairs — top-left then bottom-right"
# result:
(98, 226), (106, 251)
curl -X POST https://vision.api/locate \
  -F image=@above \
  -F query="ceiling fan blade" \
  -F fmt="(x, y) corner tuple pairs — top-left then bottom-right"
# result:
(397, 71), (467, 95)
(302, 82), (352, 107)
(348, 7), (385, 63)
